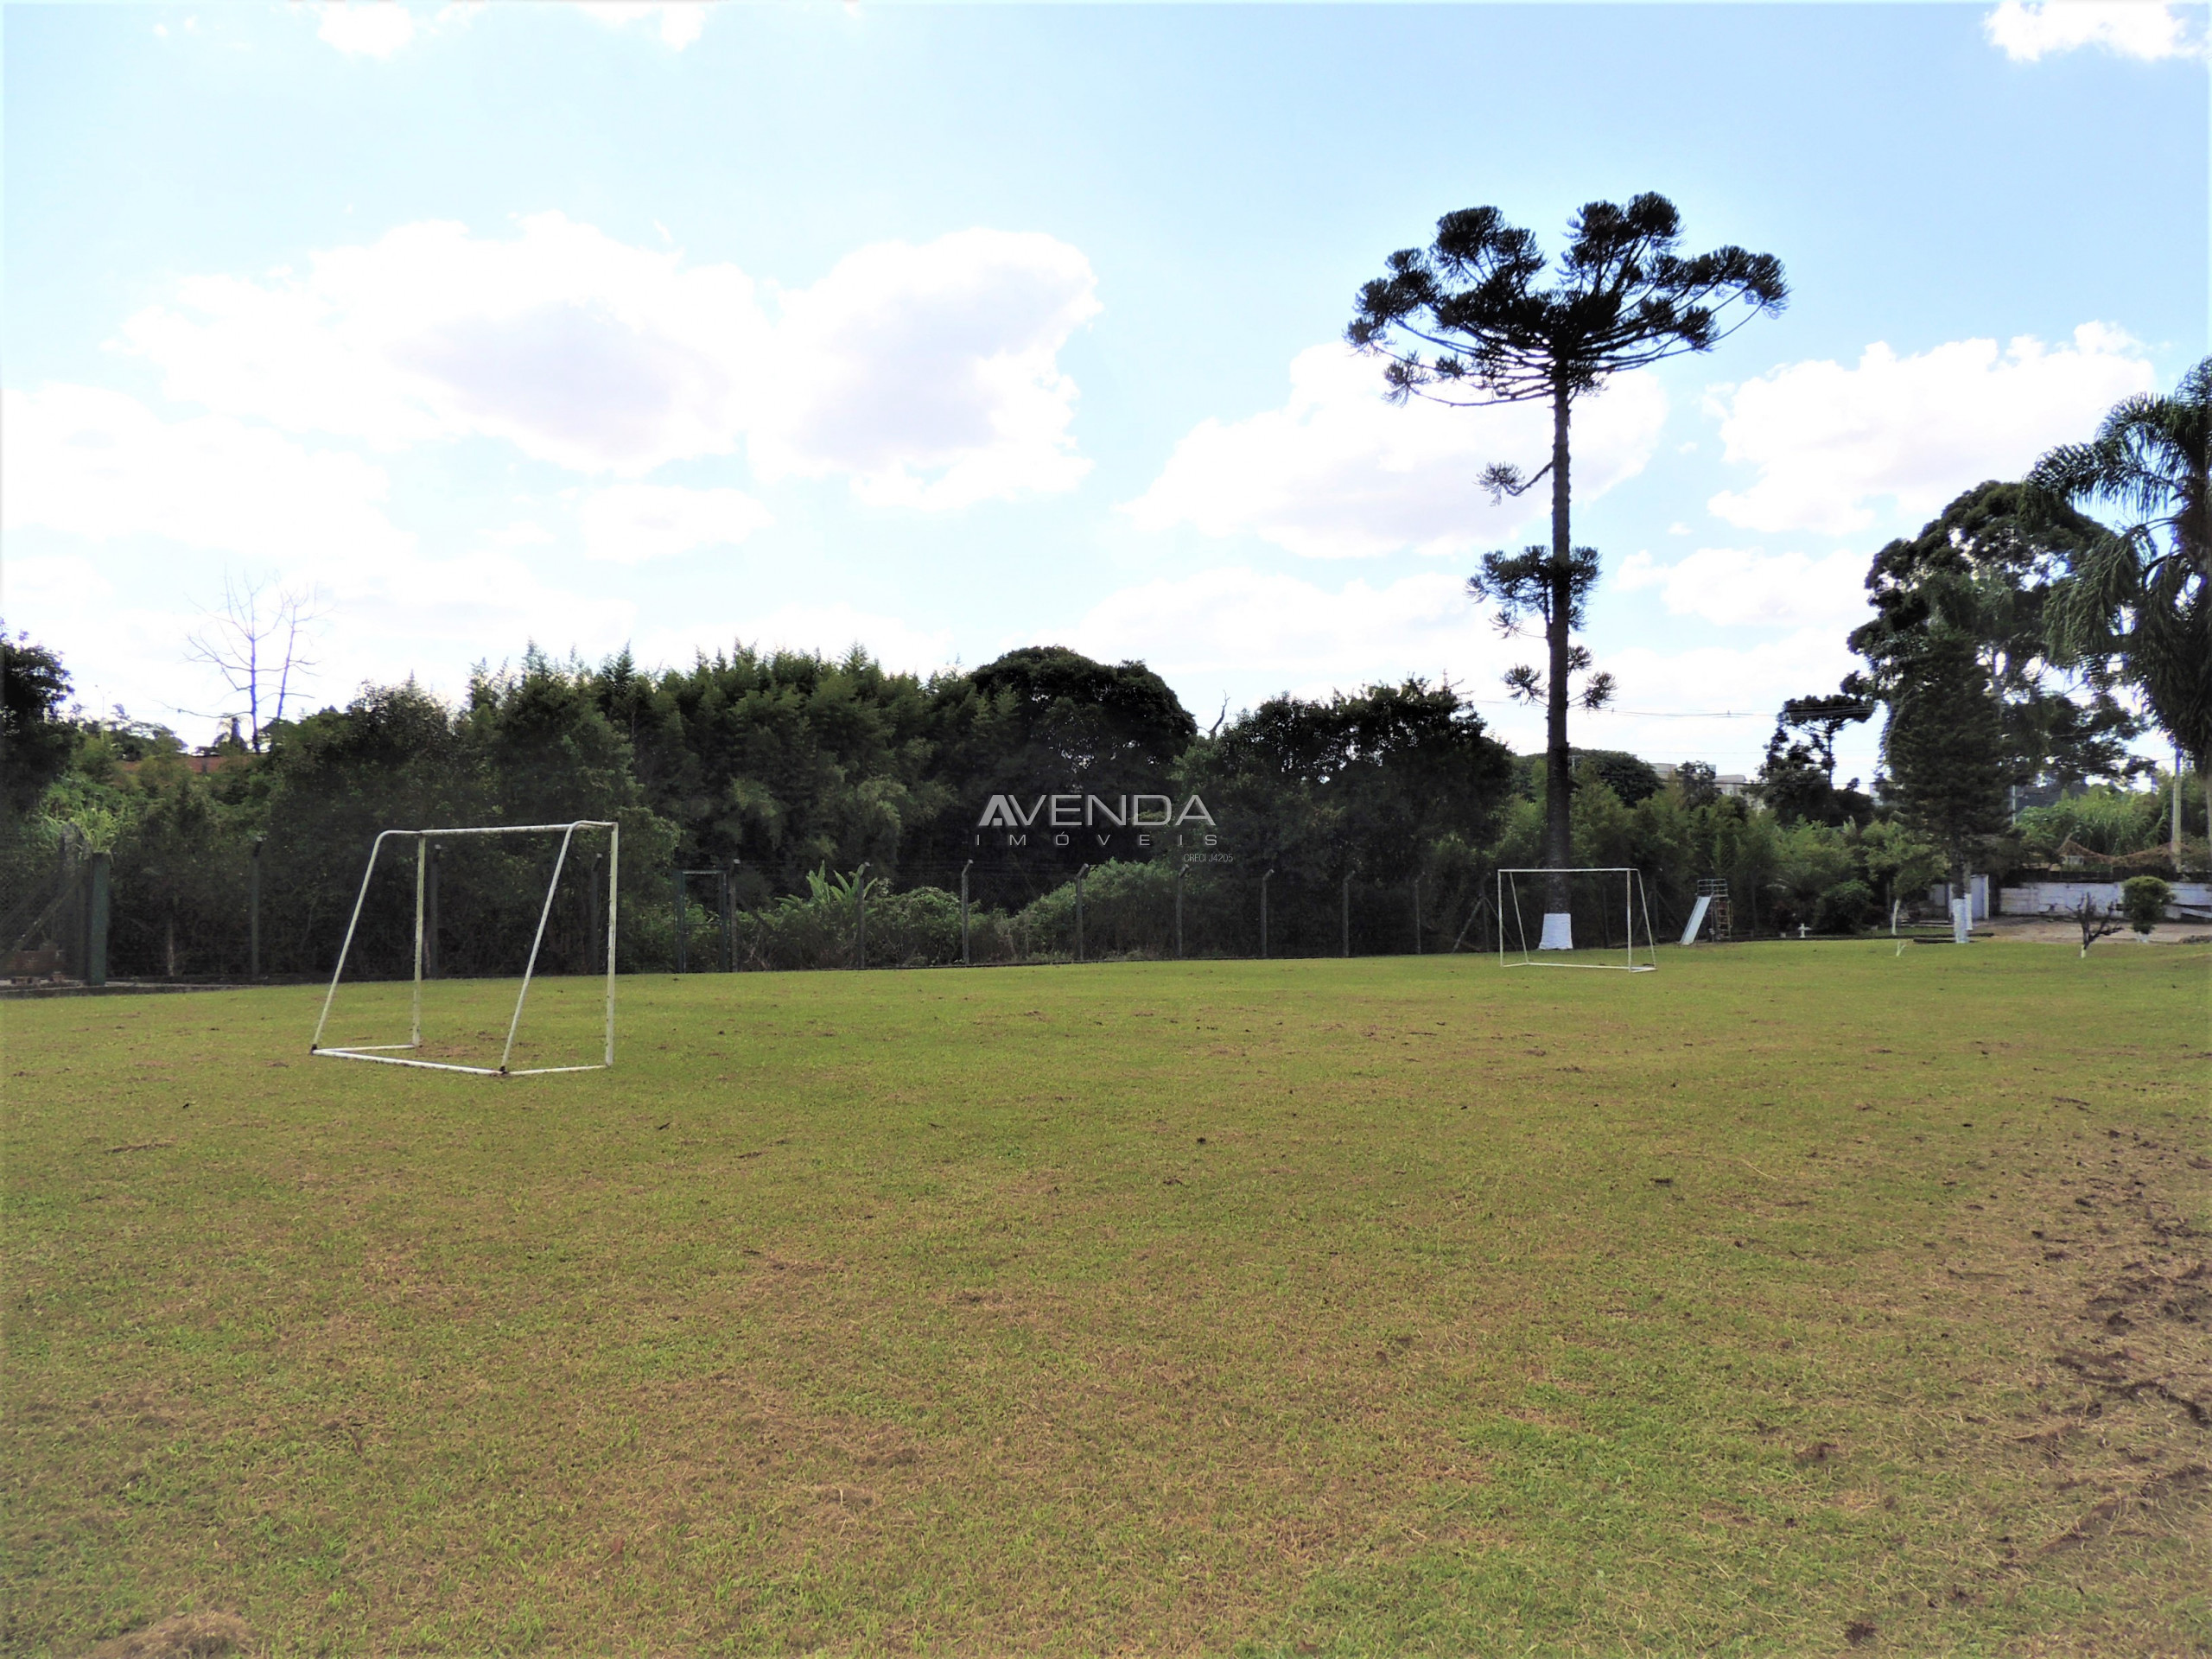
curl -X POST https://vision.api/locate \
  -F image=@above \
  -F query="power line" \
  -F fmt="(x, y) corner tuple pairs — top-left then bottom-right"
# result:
(1464, 697), (1770, 719)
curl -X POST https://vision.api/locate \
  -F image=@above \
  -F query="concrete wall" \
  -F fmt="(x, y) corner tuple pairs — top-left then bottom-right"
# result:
(2001, 878), (2212, 920)
(1928, 876), (1993, 920)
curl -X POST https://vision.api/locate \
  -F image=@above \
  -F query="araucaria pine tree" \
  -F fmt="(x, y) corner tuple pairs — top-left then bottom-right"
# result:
(1348, 194), (1786, 926)
(1882, 630), (2012, 891)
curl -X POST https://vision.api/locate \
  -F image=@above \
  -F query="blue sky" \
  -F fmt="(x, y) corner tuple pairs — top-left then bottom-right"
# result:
(5, 0), (2206, 785)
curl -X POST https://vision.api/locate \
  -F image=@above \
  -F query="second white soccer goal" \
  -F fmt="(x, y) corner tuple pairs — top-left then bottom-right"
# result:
(1496, 867), (1658, 971)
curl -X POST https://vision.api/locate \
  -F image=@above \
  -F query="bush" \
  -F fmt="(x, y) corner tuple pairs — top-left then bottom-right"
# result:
(2120, 874), (2172, 934)
(2017, 789), (2167, 862)
(739, 872), (1005, 969)
(1812, 879), (1876, 934)
(1016, 861), (1186, 958)
(866, 886), (968, 966)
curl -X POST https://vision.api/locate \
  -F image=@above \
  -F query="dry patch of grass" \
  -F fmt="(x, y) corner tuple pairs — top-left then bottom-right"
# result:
(3, 944), (2206, 1655)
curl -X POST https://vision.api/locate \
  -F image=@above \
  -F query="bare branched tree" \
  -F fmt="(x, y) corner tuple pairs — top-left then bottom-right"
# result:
(183, 575), (326, 751)
(2073, 893), (2123, 958)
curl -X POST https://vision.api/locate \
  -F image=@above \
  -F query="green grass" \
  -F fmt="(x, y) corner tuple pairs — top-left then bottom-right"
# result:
(4, 943), (2208, 1656)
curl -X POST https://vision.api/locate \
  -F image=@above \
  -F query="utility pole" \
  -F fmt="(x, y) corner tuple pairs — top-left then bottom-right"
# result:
(727, 860), (741, 972)
(86, 853), (111, 988)
(1075, 865), (1089, 963)
(1412, 874), (1422, 954)
(1174, 864), (1185, 959)
(1260, 869), (1274, 959)
(1341, 872), (1352, 958)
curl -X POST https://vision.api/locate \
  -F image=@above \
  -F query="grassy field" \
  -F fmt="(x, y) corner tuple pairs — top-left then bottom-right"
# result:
(3, 943), (2208, 1656)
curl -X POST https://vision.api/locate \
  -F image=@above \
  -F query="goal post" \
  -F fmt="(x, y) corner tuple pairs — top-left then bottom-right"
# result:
(311, 821), (620, 1076)
(1496, 867), (1658, 972)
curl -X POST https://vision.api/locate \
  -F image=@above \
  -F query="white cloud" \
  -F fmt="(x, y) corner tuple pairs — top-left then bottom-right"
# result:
(485, 519), (555, 549)
(1062, 566), (1492, 684)
(317, 2), (416, 58)
(1706, 323), (2156, 535)
(1592, 631), (1871, 773)
(118, 216), (1098, 505)
(3, 553), (116, 614)
(1616, 545), (1871, 632)
(338, 546), (635, 677)
(311, 3), (481, 58)
(1125, 346), (1667, 558)
(1985, 2), (2202, 61)
(573, 3), (708, 49)
(120, 214), (766, 474)
(749, 230), (1101, 509)
(2, 383), (411, 566)
(575, 482), (772, 563)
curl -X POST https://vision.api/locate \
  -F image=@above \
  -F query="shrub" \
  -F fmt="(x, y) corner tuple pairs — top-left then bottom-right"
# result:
(2119, 874), (2172, 934)
(2017, 789), (2167, 862)
(1812, 879), (1876, 934)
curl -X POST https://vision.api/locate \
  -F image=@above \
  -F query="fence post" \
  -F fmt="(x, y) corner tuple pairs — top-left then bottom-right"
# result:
(249, 837), (264, 978)
(673, 867), (689, 973)
(1174, 864), (1185, 960)
(960, 859), (973, 966)
(1260, 868), (1274, 960)
(1075, 864), (1088, 963)
(86, 852), (111, 988)
(60, 835), (83, 976)
(1341, 873), (1351, 958)
(855, 862), (869, 969)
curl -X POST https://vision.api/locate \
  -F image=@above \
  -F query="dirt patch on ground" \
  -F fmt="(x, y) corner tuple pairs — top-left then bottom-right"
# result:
(1981, 914), (2209, 947)
(1994, 1125), (2211, 1568)
(79, 1611), (247, 1658)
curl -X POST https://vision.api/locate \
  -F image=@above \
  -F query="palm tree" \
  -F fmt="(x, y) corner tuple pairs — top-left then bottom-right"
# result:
(2029, 359), (2209, 855)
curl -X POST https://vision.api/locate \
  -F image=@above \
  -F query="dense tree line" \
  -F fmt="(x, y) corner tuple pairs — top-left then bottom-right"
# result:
(3, 627), (1958, 980)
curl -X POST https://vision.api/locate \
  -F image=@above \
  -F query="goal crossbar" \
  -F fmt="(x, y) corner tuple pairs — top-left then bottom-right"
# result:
(311, 821), (620, 1076)
(1496, 866), (1658, 972)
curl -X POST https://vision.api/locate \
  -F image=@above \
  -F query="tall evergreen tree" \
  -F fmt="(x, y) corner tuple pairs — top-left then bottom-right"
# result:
(1847, 481), (2139, 790)
(1882, 631), (2011, 888)
(1347, 193), (1785, 904)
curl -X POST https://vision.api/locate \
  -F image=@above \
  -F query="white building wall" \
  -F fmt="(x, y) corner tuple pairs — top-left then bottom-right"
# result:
(2001, 879), (2212, 920)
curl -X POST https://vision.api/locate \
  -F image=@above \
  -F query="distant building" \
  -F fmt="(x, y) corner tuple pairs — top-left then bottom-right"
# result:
(1647, 761), (1754, 799)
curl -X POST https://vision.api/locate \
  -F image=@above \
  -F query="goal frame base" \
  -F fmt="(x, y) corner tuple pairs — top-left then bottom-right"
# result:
(309, 821), (620, 1077)
(1496, 866), (1659, 972)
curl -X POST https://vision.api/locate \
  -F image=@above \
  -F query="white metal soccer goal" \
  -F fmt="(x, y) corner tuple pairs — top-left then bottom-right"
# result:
(311, 821), (619, 1076)
(1496, 867), (1658, 972)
